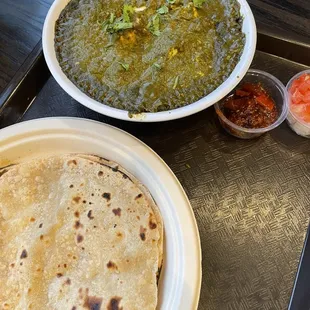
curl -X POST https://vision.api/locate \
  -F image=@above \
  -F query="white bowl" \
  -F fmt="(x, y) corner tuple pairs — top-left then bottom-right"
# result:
(43, 0), (257, 122)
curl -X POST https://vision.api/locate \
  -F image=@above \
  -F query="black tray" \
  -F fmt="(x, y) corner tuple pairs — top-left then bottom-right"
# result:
(0, 32), (310, 310)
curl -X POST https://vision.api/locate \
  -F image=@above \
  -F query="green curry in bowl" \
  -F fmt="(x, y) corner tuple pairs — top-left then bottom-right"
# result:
(55, 0), (245, 113)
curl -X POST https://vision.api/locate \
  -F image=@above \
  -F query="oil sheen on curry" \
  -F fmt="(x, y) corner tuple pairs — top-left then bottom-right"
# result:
(55, 0), (245, 113)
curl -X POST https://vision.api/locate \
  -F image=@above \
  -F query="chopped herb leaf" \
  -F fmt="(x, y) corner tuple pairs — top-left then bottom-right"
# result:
(105, 43), (114, 50)
(109, 12), (115, 24)
(167, 0), (176, 4)
(112, 22), (133, 31)
(123, 4), (134, 23)
(147, 14), (161, 36)
(153, 63), (161, 69)
(102, 5), (134, 34)
(157, 5), (169, 14)
(173, 76), (179, 89)
(119, 62), (130, 71)
(193, 0), (206, 8)
(185, 163), (191, 168)
(102, 20), (110, 32)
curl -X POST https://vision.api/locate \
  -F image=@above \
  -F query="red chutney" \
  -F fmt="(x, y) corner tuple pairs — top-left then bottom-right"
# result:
(222, 83), (278, 128)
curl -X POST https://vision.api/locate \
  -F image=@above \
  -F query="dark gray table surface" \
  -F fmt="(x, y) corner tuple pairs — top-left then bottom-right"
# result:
(0, 0), (53, 92)
(19, 50), (310, 310)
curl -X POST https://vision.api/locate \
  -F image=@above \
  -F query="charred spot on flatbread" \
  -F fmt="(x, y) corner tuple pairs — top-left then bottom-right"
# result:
(135, 193), (143, 200)
(20, 249), (28, 259)
(56, 273), (63, 278)
(118, 170), (132, 181)
(139, 226), (147, 241)
(112, 208), (121, 217)
(83, 295), (103, 310)
(64, 278), (71, 285)
(87, 210), (94, 219)
(102, 192), (111, 201)
(74, 221), (83, 229)
(72, 196), (81, 204)
(106, 261), (118, 271)
(149, 214), (157, 230)
(76, 234), (84, 243)
(95, 160), (132, 182)
(98, 171), (103, 176)
(74, 211), (80, 218)
(112, 166), (119, 172)
(107, 296), (123, 310)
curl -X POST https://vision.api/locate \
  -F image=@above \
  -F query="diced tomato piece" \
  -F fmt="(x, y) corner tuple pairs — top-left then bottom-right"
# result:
(303, 93), (310, 103)
(236, 89), (250, 97)
(291, 89), (305, 105)
(299, 74), (310, 83)
(298, 81), (310, 95)
(291, 79), (300, 92)
(256, 93), (274, 111)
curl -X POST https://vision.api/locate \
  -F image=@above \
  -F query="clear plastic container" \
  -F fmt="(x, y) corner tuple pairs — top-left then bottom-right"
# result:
(214, 69), (289, 139)
(286, 69), (310, 138)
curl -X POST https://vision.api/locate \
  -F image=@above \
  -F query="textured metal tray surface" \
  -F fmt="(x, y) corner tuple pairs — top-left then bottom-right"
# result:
(16, 50), (310, 310)
(289, 225), (310, 310)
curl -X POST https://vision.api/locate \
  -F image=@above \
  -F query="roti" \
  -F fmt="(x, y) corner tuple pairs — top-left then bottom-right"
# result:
(0, 154), (163, 310)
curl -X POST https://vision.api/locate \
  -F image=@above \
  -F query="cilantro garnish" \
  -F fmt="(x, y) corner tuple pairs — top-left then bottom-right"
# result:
(193, 0), (206, 8)
(123, 4), (134, 23)
(118, 62), (130, 71)
(153, 63), (161, 69)
(157, 5), (169, 14)
(109, 12), (115, 23)
(102, 5), (134, 33)
(147, 14), (161, 36)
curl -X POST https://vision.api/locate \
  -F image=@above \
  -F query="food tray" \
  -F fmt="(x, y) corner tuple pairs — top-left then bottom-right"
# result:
(0, 32), (310, 309)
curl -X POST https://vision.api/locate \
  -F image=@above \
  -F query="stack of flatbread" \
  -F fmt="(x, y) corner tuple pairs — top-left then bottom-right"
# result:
(0, 154), (163, 310)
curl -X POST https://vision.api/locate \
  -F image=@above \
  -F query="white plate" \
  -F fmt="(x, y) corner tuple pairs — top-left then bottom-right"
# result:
(0, 118), (202, 310)
(42, 0), (256, 122)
